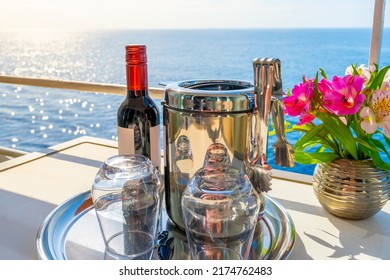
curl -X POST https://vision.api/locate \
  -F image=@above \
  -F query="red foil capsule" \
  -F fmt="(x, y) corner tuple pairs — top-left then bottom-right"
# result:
(125, 45), (148, 91)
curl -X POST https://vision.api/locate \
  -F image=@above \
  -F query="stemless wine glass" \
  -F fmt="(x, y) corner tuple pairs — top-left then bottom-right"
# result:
(181, 163), (260, 260)
(91, 154), (162, 260)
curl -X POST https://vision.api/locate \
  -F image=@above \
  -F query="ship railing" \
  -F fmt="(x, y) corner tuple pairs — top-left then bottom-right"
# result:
(0, 74), (165, 162)
(0, 75), (164, 99)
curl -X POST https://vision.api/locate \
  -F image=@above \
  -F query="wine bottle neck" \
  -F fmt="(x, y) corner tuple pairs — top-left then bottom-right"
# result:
(127, 89), (148, 98)
(126, 64), (148, 92)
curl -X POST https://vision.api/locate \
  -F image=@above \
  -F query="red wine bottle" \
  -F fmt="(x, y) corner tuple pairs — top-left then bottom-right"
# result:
(117, 45), (160, 169)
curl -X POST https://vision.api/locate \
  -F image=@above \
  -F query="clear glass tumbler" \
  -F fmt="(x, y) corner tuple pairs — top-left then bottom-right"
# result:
(91, 154), (162, 260)
(181, 163), (260, 260)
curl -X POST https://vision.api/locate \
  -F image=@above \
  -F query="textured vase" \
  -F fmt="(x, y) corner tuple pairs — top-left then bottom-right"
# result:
(313, 159), (390, 219)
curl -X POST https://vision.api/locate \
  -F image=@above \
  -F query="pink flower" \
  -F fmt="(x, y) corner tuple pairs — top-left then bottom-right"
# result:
(380, 82), (389, 92)
(318, 79), (332, 95)
(361, 89), (390, 138)
(345, 64), (373, 86)
(284, 80), (315, 125)
(360, 107), (377, 134)
(298, 104), (316, 125)
(322, 75), (365, 115)
(285, 81), (314, 117)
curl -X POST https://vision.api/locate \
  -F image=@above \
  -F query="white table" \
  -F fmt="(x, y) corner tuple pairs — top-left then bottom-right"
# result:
(0, 136), (389, 260)
(271, 171), (390, 260)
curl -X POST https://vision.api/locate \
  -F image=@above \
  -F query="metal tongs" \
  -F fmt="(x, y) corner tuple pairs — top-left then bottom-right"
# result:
(248, 58), (294, 193)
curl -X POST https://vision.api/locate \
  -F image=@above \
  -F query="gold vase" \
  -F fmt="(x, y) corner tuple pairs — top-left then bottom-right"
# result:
(312, 158), (390, 219)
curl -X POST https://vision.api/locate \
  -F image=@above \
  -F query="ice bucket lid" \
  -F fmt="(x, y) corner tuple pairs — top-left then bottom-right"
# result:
(164, 80), (254, 112)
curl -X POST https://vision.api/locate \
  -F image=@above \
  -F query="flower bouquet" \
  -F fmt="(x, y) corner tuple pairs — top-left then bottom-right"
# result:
(283, 64), (390, 170)
(284, 64), (390, 219)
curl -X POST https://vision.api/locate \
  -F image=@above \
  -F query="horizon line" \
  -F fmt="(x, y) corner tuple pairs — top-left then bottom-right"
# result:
(1, 26), (388, 33)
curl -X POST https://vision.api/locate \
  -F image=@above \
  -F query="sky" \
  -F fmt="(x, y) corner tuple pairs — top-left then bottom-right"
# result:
(0, 0), (389, 31)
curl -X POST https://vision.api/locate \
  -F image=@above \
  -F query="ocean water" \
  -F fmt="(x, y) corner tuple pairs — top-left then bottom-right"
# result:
(1, 29), (390, 175)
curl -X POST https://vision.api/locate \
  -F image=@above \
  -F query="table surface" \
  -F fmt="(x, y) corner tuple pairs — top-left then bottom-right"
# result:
(0, 136), (389, 260)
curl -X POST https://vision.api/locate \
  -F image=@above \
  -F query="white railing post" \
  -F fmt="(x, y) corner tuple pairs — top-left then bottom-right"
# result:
(369, 0), (386, 67)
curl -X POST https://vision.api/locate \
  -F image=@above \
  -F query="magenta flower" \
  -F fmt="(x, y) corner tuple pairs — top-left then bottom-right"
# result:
(318, 79), (332, 95)
(298, 104), (316, 125)
(284, 80), (315, 125)
(322, 75), (365, 115)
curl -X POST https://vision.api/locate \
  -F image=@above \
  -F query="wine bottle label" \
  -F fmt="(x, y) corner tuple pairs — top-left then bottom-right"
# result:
(117, 124), (161, 169)
(117, 126), (135, 155)
(150, 125), (161, 169)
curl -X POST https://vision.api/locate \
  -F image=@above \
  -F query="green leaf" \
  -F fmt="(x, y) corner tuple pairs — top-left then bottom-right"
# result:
(363, 134), (390, 161)
(294, 151), (339, 164)
(318, 113), (358, 159)
(296, 137), (337, 154)
(368, 65), (390, 90)
(371, 138), (390, 158)
(351, 64), (359, 75)
(355, 138), (381, 153)
(359, 144), (390, 170)
(294, 123), (326, 150)
(379, 131), (390, 151)
(319, 68), (327, 80)
(293, 123), (315, 131)
(293, 122), (340, 155)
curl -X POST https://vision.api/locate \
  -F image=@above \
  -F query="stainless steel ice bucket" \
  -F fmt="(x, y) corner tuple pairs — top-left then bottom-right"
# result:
(162, 58), (294, 229)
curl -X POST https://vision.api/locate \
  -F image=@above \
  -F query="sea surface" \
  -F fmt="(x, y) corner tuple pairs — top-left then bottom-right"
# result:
(1, 29), (390, 175)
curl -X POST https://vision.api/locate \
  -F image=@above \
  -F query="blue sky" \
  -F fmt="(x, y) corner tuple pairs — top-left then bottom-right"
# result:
(0, 0), (388, 31)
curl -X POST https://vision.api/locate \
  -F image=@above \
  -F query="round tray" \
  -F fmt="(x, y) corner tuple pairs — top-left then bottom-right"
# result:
(36, 190), (295, 260)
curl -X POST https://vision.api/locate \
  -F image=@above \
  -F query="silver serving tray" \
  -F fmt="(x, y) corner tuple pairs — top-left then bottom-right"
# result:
(36, 190), (295, 260)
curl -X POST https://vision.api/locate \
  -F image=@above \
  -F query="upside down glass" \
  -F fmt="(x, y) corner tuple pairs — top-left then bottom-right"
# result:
(91, 154), (162, 260)
(181, 163), (260, 260)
